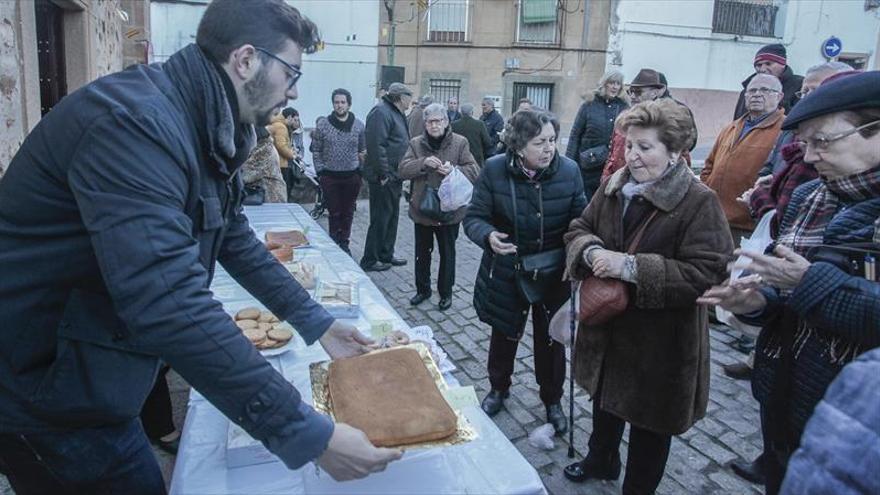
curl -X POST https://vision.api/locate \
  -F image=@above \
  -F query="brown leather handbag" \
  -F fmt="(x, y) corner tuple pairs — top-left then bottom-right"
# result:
(578, 210), (658, 325)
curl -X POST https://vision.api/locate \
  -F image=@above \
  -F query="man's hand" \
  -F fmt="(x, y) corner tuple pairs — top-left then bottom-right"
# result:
(590, 249), (627, 279)
(319, 321), (374, 359)
(697, 280), (768, 315)
(317, 423), (403, 481)
(488, 231), (517, 255)
(424, 156), (443, 170)
(737, 174), (773, 205)
(738, 245), (811, 290)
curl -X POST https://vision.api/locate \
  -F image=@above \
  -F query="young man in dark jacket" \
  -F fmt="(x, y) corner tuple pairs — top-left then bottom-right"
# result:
(0, 1), (400, 491)
(733, 44), (803, 120)
(360, 82), (413, 272)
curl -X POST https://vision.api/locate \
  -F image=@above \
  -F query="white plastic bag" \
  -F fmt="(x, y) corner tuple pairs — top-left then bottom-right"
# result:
(716, 210), (775, 333)
(438, 167), (473, 212)
(549, 282), (580, 347)
(527, 423), (556, 451)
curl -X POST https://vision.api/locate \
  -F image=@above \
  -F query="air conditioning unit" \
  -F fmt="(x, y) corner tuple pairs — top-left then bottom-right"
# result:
(504, 57), (520, 69)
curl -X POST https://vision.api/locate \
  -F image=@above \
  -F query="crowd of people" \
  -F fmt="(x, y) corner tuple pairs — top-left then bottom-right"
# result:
(0, 0), (877, 493)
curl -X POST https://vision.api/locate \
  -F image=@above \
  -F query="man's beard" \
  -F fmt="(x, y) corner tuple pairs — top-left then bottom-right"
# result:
(244, 67), (280, 126)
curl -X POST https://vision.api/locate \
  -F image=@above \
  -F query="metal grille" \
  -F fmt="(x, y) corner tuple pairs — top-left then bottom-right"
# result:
(512, 82), (553, 113)
(429, 79), (462, 107)
(516, 0), (558, 43)
(712, 0), (779, 38)
(428, 0), (468, 43)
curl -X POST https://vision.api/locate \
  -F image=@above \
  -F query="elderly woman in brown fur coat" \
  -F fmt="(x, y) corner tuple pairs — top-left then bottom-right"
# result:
(562, 98), (733, 494)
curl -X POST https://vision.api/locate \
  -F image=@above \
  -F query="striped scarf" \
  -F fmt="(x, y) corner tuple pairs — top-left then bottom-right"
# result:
(768, 165), (880, 365)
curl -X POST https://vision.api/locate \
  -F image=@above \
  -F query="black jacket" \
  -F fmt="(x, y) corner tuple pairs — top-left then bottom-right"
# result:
(565, 96), (628, 196)
(363, 96), (410, 183)
(464, 152), (587, 336)
(734, 66), (804, 120)
(0, 45), (334, 469)
(452, 115), (492, 166)
(480, 109), (505, 154)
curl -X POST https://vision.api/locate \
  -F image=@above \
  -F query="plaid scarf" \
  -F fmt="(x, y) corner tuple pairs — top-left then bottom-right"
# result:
(776, 165), (880, 257)
(766, 164), (880, 365)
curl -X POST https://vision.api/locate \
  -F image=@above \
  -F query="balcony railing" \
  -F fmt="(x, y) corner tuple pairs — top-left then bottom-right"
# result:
(712, 0), (779, 38)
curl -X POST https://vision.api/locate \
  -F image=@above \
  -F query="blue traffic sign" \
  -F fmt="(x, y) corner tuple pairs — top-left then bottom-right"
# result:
(822, 36), (842, 59)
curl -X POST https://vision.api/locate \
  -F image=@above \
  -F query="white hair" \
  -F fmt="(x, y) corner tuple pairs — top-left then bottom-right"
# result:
(460, 103), (474, 116)
(750, 73), (783, 92)
(805, 61), (852, 78)
(423, 103), (448, 121)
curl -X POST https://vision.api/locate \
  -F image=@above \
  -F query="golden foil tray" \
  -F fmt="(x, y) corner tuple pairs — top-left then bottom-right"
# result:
(309, 342), (477, 449)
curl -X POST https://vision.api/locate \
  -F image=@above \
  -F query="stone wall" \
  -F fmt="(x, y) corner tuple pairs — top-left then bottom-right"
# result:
(0, 0), (126, 179)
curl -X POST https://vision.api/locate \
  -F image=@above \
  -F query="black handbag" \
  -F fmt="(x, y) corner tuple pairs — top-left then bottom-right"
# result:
(508, 175), (565, 303)
(578, 144), (609, 171)
(419, 184), (452, 222)
(242, 184), (265, 206)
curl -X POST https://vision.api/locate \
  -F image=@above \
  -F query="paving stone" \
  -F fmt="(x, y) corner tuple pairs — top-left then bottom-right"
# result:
(717, 431), (763, 461)
(443, 341), (467, 361)
(708, 470), (762, 494)
(514, 438), (555, 469)
(687, 431), (738, 466)
(457, 358), (488, 380)
(491, 410), (527, 440)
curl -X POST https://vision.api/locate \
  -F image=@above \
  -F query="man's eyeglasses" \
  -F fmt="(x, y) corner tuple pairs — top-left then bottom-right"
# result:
(745, 87), (780, 96)
(425, 118), (447, 127)
(627, 87), (658, 97)
(796, 119), (880, 151)
(254, 47), (302, 91)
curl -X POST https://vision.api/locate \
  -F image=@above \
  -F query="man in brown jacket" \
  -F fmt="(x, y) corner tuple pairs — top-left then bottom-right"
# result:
(700, 74), (784, 242)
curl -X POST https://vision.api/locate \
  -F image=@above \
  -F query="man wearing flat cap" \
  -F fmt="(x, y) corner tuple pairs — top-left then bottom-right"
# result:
(361, 83), (413, 272)
(734, 44), (803, 120)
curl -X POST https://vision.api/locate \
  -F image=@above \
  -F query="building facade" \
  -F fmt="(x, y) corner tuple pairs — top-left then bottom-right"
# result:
(608, 0), (880, 148)
(0, 0), (146, 178)
(150, 0), (380, 139)
(378, 0), (613, 141)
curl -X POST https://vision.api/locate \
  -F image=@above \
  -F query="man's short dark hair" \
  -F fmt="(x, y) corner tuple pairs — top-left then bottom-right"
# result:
(196, 0), (320, 64)
(332, 88), (352, 106)
(282, 107), (298, 118)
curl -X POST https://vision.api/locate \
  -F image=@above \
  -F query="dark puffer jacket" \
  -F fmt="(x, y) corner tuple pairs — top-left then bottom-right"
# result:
(463, 152), (587, 337)
(565, 96), (628, 199)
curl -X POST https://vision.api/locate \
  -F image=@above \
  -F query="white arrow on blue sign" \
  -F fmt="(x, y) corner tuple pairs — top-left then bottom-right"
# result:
(822, 36), (842, 58)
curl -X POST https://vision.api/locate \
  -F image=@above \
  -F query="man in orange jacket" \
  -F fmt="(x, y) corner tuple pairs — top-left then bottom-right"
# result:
(700, 73), (784, 244)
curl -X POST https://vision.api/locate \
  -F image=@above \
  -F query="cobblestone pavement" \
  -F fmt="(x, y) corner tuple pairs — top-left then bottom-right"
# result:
(1, 197), (765, 495)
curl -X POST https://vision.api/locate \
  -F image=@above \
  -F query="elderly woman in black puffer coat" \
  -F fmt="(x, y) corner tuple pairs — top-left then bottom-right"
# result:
(464, 109), (587, 435)
(565, 69), (629, 201)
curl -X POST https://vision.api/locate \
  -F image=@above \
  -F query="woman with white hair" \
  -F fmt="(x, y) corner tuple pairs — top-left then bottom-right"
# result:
(565, 69), (629, 200)
(399, 103), (480, 310)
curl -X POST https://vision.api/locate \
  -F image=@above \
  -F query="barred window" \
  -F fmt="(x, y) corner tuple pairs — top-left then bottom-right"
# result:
(516, 0), (559, 44)
(712, 0), (780, 38)
(427, 0), (468, 43)
(429, 79), (462, 107)
(512, 82), (553, 113)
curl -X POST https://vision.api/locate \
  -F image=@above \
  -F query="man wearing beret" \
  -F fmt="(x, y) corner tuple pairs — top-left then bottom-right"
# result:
(734, 44), (804, 120)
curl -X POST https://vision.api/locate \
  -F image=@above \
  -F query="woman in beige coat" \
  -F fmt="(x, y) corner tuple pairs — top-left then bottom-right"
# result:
(562, 99), (733, 494)
(399, 103), (479, 310)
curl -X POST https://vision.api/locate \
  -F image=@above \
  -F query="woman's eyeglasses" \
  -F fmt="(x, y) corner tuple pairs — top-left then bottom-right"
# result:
(796, 119), (880, 151)
(254, 47), (303, 91)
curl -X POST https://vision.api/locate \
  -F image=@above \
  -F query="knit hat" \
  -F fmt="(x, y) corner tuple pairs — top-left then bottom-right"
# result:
(754, 44), (787, 66)
(387, 82), (413, 97)
(782, 70), (880, 130)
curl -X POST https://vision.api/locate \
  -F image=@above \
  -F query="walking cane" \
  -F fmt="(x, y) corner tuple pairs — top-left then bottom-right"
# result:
(567, 280), (576, 459)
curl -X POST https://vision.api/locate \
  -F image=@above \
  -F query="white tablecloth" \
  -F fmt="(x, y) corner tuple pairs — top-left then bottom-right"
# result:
(169, 204), (546, 495)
